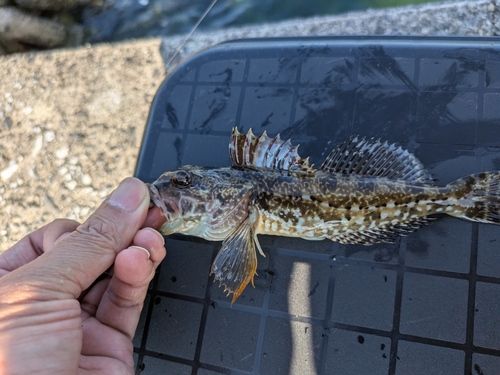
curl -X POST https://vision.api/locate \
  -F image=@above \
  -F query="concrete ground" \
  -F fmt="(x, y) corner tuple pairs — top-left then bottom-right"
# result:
(0, 0), (499, 251)
(0, 40), (164, 251)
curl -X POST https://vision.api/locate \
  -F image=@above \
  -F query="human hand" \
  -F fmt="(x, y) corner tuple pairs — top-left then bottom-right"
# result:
(0, 177), (167, 374)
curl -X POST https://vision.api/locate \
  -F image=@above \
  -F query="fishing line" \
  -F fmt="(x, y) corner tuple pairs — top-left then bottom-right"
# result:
(165, 0), (219, 70)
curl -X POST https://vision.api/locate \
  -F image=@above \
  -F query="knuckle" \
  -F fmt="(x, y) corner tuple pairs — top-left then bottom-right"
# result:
(76, 215), (120, 251)
(105, 286), (144, 309)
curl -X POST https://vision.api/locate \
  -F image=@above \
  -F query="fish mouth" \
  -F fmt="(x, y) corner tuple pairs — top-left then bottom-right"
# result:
(147, 183), (180, 221)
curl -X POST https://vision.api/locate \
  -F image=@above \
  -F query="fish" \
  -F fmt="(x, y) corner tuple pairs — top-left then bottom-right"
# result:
(148, 128), (500, 303)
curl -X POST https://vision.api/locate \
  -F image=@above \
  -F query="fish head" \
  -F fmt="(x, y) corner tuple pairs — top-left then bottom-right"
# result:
(148, 166), (253, 240)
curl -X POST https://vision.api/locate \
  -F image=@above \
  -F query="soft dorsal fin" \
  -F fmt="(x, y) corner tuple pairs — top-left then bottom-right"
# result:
(229, 127), (315, 173)
(320, 136), (431, 182)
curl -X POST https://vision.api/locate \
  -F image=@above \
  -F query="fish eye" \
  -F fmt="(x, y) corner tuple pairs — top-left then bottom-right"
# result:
(172, 170), (191, 188)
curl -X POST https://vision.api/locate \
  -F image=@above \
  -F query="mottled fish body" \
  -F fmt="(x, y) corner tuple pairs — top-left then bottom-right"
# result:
(148, 128), (500, 302)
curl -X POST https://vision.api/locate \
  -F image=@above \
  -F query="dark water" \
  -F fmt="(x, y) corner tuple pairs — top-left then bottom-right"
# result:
(82, 0), (436, 43)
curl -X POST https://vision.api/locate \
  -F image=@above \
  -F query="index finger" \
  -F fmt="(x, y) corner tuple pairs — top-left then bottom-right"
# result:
(0, 219), (79, 277)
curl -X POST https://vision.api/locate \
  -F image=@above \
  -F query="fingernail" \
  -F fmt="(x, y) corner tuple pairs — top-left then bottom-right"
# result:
(145, 227), (165, 245)
(109, 178), (148, 212)
(131, 246), (151, 260)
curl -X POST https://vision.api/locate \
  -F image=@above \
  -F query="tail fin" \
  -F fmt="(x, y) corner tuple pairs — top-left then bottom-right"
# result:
(448, 172), (500, 224)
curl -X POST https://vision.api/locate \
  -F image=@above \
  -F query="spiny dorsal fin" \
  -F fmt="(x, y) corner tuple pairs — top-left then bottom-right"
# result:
(320, 136), (431, 182)
(229, 127), (315, 173)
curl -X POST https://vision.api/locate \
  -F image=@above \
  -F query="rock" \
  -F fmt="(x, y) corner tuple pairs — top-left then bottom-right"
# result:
(55, 11), (84, 46)
(0, 38), (25, 54)
(66, 23), (84, 47)
(0, 6), (67, 48)
(0, 161), (18, 182)
(80, 206), (90, 217)
(81, 174), (92, 186)
(65, 180), (77, 191)
(3, 117), (12, 129)
(44, 130), (55, 143)
(55, 145), (69, 160)
(14, 0), (92, 11)
(30, 134), (43, 157)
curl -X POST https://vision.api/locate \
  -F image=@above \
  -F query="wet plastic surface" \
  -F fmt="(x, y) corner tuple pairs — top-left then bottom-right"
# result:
(134, 37), (500, 374)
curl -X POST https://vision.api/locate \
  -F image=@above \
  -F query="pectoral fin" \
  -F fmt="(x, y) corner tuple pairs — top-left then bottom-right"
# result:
(210, 216), (258, 304)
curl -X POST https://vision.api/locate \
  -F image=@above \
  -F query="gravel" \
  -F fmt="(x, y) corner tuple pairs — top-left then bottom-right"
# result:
(0, 6), (67, 49)
(0, 39), (164, 251)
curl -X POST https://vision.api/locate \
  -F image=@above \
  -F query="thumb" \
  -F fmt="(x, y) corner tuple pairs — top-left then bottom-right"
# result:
(15, 177), (151, 300)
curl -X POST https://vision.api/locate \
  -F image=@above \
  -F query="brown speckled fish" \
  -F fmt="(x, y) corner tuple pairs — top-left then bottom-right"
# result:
(148, 128), (500, 303)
